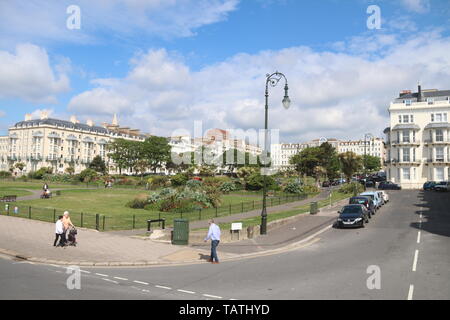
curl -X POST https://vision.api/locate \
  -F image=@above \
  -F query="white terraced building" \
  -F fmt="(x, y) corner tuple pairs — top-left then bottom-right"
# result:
(384, 85), (450, 189)
(0, 112), (147, 175)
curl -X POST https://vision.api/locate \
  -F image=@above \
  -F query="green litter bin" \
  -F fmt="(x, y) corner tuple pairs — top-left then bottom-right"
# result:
(310, 202), (318, 215)
(172, 219), (189, 245)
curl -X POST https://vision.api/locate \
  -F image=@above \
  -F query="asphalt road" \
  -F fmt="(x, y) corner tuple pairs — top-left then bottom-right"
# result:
(1, 189), (449, 300)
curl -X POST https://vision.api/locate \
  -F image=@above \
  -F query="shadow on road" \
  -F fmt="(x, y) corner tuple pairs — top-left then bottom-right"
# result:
(411, 190), (450, 238)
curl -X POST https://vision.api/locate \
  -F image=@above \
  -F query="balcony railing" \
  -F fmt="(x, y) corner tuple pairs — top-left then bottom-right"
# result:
(424, 139), (450, 145)
(425, 158), (450, 164)
(391, 140), (421, 146)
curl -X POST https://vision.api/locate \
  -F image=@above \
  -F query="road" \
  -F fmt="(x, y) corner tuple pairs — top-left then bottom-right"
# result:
(0, 190), (449, 300)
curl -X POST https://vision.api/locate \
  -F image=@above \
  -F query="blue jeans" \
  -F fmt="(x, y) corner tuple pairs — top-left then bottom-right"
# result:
(211, 240), (220, 262)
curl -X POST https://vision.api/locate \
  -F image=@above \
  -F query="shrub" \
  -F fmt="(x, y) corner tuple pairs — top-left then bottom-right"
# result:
(126, 194), (149, 209)
(29, 167), (53, 179)
(284, 182), (303, 194)
(219, 181), (237, 193)
(186, 179), (203, 189)
(78, 168), (98, 182)
(171, 173), (189, 186)
(245, 173), (275, 191)
(0, 171), (12, 178)
(302, 185), (320, 194)
(148, 176), (170, 189)
(338, 182), (364, 195)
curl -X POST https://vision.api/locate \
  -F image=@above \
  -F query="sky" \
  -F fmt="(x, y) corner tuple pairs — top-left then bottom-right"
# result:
(0, 0), (449, 143)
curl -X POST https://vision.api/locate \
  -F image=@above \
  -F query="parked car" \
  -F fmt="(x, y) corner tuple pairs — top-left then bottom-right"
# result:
(322, 181), (331, 188)
(360, 191), (383, 210)
(379, 190), (389, 203)
(349, 196), (375, 217)
(378, 181), (401, 190)
(423, 181), (437, 191)
(337, 204), (370, 228)
(376, 191), (385, 206)
(434, 181), (450, 192)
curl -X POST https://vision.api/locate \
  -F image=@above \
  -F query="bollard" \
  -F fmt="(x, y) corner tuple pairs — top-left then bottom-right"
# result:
(95, 214), (100, 231)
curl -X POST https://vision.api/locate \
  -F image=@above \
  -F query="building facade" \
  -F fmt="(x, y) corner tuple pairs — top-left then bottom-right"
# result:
(0, 112), (146, 175)
(384, 85), (450, 189)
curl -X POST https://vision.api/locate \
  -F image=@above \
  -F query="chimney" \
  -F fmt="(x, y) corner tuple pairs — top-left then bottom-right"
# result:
(40, 111), (48, 120)
(87, 119), (94, 127)
(70, 115), (77, 124)
(417, 83), (424, 102)
(24, 114), (32, 121)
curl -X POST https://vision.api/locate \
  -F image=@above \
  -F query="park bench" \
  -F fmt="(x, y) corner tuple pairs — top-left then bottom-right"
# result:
(147, 219), (166, 232)
(0, 195), (17, 202)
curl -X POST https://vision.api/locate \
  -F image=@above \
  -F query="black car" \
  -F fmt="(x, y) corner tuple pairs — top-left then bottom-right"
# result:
(349, 196), (375, 217)
(423, 181), (437, 190)
(337, 205), (370, 228)
(322, 181), (331, 187)
(378, 181), (401, 190)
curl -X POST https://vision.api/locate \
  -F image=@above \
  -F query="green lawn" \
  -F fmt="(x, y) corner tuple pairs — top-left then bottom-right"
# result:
(0, 180), (84, 190)
(0, 187), (33, 197)
(9, 187), (314, 231)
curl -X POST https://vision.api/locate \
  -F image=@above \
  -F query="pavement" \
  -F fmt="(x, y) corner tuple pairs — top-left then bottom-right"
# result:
(0, 190), (345, 267)
(1, 189), (448, 300)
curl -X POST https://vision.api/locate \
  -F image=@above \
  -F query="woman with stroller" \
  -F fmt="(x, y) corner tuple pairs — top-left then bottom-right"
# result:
(62, 211), (76, 245)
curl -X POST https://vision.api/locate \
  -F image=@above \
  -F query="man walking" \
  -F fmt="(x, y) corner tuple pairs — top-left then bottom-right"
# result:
(204, 219), (221, 264)
(54, 216), (65, 247)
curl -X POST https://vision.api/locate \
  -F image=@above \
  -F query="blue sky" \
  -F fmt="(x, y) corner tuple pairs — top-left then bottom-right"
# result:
(0, 0), (449, 141)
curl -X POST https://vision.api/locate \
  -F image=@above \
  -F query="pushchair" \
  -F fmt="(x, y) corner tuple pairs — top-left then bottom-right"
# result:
(67, 227), (78, 246)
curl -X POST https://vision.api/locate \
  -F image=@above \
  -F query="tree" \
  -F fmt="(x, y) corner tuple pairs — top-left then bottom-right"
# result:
(142, 136), (171, 173)
(65, 166), (75, 175)
(290, 147), (321, 178)
(134, 159), (149, 180)
(79, 168), (98, 183)
(363, 155), (381, 173)
(89, 155), (107, 174)
(107, 139), (144, 174)
(220, 149), (259, 173)
(318, 142), (341, 180)
(14, 162), (26, 175)
(339, 151), (363, 183)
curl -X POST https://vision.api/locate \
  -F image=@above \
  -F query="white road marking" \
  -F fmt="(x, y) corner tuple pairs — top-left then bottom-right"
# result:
(142, 289), (150, 293)
(407, 284), (414, 300)
(80, 270), (90, 274)
(417, 231), (421, 244)
(133, 280), (149, 285)
(412, 250), (419, 272)
(114, 277), (128, 281)
(95, 273), (108, 277)
(102, 278), (118, 284)
(177, 289), (196, 295)
(155, 285), (172, 290)
(203, 294), (222, 299)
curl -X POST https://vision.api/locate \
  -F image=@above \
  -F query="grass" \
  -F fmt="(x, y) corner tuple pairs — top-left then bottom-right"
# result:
(10, 187), (312, 231)
(0, 187), (33, 197)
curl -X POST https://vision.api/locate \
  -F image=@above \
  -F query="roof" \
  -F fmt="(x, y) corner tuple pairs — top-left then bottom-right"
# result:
(424, 122), (450, 130)
(13, 118), (109, 134)
(395, 89), (450, 102)
(392, 123), (421, 131)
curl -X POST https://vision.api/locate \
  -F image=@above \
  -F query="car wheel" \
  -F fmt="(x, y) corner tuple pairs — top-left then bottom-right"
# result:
(361, 220), (365, 228)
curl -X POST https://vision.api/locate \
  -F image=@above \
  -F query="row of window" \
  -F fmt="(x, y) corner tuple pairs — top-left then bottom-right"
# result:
(398, 113), (448, 124)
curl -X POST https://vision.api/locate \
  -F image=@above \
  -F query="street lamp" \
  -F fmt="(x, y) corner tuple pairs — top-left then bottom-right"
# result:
(364, 133), (374, 178)
(261, 71), (290, 235)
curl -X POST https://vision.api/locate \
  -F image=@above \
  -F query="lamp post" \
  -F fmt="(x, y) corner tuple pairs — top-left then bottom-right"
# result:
(260, 72), (291, 235)
(363, 133), (373, 179)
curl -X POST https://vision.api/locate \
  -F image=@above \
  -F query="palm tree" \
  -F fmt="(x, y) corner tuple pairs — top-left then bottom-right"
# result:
(339, 151), (363, 183)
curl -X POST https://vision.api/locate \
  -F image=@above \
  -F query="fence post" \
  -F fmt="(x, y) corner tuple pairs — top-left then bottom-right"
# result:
(215, 206), (218, 218)
(198, 209), (201, 220)
(229, 204), (231, 215)
(28, 206), (31, 219)
(241, 202), (244, 213)
(159, 212), (161, 227)
(253, 200), (255, 210)
(132, 215), (135, 229)
(102, 215), (105, 231)
(81, 212), (83, 228)
(53, 208), (56, 222)
(95, 214), (99, 231)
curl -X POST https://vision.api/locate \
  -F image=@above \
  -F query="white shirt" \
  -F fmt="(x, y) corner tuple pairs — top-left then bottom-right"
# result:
(204, 223), (221, 241)
(55, 220), (64, 234)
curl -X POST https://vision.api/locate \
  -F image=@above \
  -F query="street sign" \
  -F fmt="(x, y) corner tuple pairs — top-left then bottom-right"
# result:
(231, 223), (242, 231)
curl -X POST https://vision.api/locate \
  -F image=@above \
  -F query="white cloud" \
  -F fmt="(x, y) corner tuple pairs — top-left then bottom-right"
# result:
(0, 0), (239, 47)
(400, 0), (430, 13)
(68, 30), (450, 142)
(0, 43), (70, 103)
